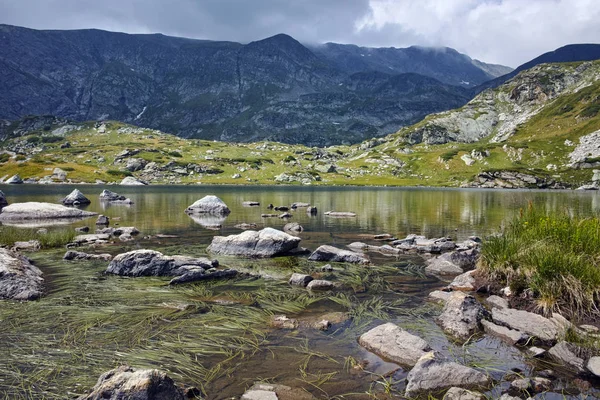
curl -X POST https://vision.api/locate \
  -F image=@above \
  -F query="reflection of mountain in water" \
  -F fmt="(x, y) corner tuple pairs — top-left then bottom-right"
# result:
(187, 214), (227, 230)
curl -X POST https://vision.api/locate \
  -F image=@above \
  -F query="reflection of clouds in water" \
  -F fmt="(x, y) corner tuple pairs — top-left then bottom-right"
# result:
(187, 214), (227, 230)
(0, 217), (93, 228)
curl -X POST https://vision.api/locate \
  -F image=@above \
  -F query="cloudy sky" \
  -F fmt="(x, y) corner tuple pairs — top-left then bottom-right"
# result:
(1, 0), (599, 67)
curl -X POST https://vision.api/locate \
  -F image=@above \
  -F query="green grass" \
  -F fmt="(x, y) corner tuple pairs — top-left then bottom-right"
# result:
(479, 204), (600, 318)
(0, 226), (76, 249)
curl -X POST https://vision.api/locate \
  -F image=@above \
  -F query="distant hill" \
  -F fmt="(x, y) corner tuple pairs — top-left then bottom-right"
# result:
(0, 24), (509, 146)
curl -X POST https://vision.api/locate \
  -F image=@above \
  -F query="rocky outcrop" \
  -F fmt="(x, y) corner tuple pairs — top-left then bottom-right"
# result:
(466, 171), (563, 189)
(405, 352), (491, 397)
(106, 250), (218, 278)
(308, 245), (369, 264)
(0, 248), (44, 300)
(208, 228), (301, 258)
(61, 189), (91, 205)
(77, 365), (185, 400)
(437, 292), (488, 340)
(358, 322), (431, 366)
(120, 176), (147, 185)
(569, 130), (600, 168)
(185, 195), (230, 215)
(0, 202), (97, 221)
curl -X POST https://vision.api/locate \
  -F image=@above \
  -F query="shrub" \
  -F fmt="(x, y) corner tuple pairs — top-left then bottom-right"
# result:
(107, 170), (132, 177)
(439, 149), (459, 161)
(41, 136), (63, 143)
(0, 153), (10, 163)
(168, 151), (182, 158)
(26, 136), (41, 144)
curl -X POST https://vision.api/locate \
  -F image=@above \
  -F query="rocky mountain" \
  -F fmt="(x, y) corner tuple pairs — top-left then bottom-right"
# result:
(0, 24), (509, 146)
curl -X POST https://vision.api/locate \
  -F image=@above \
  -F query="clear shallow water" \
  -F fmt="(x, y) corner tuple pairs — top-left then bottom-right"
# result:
(0, 185), (599, 399)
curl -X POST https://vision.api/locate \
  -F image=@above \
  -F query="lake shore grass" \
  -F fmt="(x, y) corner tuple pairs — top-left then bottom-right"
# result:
(479, 203), (600, 319)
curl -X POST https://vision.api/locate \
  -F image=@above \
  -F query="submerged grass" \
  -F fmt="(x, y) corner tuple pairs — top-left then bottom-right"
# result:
(479, 203), (600, 318)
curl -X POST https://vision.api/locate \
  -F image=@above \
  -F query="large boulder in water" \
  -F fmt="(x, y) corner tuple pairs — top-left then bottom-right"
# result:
(208, 228), (301, 257)
(308, 245), (369, 264)
(61, 189), (91, 205)
(0, 202), (97, 222)
(99, 189), (127, 202)
(106, 249), (217, 277)
(0, 248), (44, 300)
(359, 322), (431, 366)
(185, 195), (230, 215)
(0, 190), (8, 208)
(437, 292), (488, 340)
(77, 365), (185, 400)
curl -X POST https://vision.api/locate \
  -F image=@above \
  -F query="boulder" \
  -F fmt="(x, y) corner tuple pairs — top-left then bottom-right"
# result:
(443, 387), (484, 400)
(405, 352), (491, 398)
(63, 251), (112, 261)
(306, 280), (334, 291)
(481, 320), (529, 345)
(587, 356), (600, 377)
(437, 292), (488, 340)
(6, 174), (23, 184)
(283, 222), (303, 233)
(0, 202), (97, 221)
(185, 195), (230, 215)
(52, 168), (67, 181)
(308, 245), (369, 264)
(306, 206), (318, 215)
(12, 240), (41, 252)
(96, 215), (109, 225)
(425, 249), (480, 275)
(492, 307), (560, 343)
(448, 270), (477, 291)
(548, 341), (586, 373)
(99, 189), (130, 202)
(208, 228), (301, 258)
(289, 273), (313, 287)
(485, 295), (509, 309)
(358, 322), (431, 366)
(120, 176), (147, 185)
(106, 249), (218, 277)
(77, 365), (184, 400)
(0, 248), (44, 300)
(61, 189), (92, 205)
(0, 190), (8, 208)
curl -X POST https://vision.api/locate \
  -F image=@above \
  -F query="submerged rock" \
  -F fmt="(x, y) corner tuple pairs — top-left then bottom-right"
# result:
(358, 322), (431, 366)
(77, 365), (185, 400)
(283, 222), (303, 233)
(0, 248), (44, 300)
(306, 279), (334, 291)
(443, 387), (484, 400)
(405, 352), (490, 397)
(308, 245), (369, 264)
(185, 195), (230, 215)
(437, 292), (488, 340)
(106, 249), (218, 278)
(0, 202), (97, 221)
(61, 189), (91, 205)
(208, 228), (301, 258)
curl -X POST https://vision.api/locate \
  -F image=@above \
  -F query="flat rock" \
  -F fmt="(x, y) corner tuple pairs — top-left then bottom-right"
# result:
(405, 352), (491, 397)
(242, 383), (314, 400)
(61, 189), (91, 205)
(289, 273), (313, 287)
(492, 307), (560, 343)
(12, 240), (41, 252)
(120, 176), (147, 185)
(0, 202), (97, 221)
(0, 248), (44, 300)
(324, 211), (356, 217)
(438, 292), (487, 340)
(486, 295), (509, 309)
(291, 202), (310, 208)
(72, 233), (111, 245)
(77, 365), (184, 400)
(106, 249), (218, 277)
(208, 228), (301, 258)
(283, 222), (303, 233)
(481, 319), (528, 345)
(548, 341), (586, 373)
(242, 201), (260, 206)
(186, 195), (230, 215)
(443, 387), (484, 400)
(358, 322), (431, 366)
(306, 279), (334, 290)
(63, 251), (112, 261)
(235, 223), (258, 230)
(308, 245), (369, 264)
(429, 290), (452, 303)
(448, 270), (477, 291)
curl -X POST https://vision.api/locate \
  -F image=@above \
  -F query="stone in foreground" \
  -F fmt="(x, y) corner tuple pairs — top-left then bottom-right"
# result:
(548, 341), (586, 374)
(481, 320), (529, 345)
(242, 383), (314, 400)
(61, 189), (91, 205)
(358, 322), (431, 366)
(107, 249), (218, 277)
(308, 245), (369, 264)
(443, 387), (484, 400)
(77, 365), (184, 400)
(492, 307), (560, 343)
(438, 292), (487, 340)
(0, 248), (44, 300)
(208, 228), (301, 258)
(185, 195), (230, 215)
(0, 202), (97, 221)
(289, 273), (313, 287)
(405, 352), (491, 397)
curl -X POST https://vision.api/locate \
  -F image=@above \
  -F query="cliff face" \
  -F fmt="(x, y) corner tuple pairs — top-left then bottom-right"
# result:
(0, 24), (508, 146)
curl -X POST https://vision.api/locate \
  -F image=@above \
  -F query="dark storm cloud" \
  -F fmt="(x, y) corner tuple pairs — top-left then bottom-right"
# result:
(1, 0), (599, 66)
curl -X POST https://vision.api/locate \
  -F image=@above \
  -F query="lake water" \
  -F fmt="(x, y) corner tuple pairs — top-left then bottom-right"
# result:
(0, 185), (598, 399)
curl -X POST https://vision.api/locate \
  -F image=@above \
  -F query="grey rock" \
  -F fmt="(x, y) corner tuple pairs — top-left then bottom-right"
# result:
(12, 240), (41, 252)
(75, 226), (90, 233)
(306, 206), (318, 215)
(306, 279), (334, 291)
(291, 202), (310, 208)
(71, 233), (111, 245)
(99, 189), (130, 202)
(527, 346), (546, 358)
(0, 248), (44, 300)
(429, 290), (452, 303)
(120, 176), (147, 185)
(0, 202), (97, 221)
(486, 295), (509, 309)
(0, 190), (7, 208)
(185, 195), (230, 215)
(425, 249), (480, 275)
(511, 378), (531, 391)
(443, 387), (484, 400)
(242, 201), (260, 206)
(405, 352), (491, 397)
(308, 245), (369, 264)
(289, 273), (313, 287)
(208, 228), (301, 258)
(241, 383), (314, 400)
(106, 249), (218, 277)
(320, 264), (333, 272)
(283, 222), (303, 233)
(124, 157), (146, 172)
(448, 270), (477, 291)
(492, 308), (560, 342)
(586, 356), (600, 377)
(235, 223), (258, 230)
(481, 320), (528, 345)
(96, 215), (109, 225)
(61, 189), (91, 205)
(498, 395), (521, 400)
(278, 212), (292, 219)
(548, 341), (586, 373)
(52, 167), (67, 181)
(358, 322), (431, 366)
(63, 251), (112, 261)
(6, 174), (23, 184)
(271, 315), (298, 330)
(77, 365), (184, 400)
(169, 268), (237, 285)
(437, 292), (487, 340)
